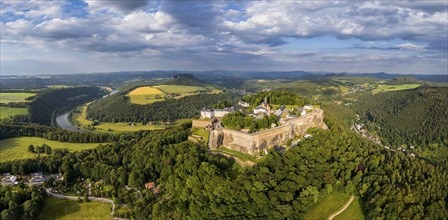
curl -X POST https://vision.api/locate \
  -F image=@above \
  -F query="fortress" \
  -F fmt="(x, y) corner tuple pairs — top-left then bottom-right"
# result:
(208, 109), (328, 155)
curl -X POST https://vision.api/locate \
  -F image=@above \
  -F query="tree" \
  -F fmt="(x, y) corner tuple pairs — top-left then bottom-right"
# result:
(28, 145), (35, 153)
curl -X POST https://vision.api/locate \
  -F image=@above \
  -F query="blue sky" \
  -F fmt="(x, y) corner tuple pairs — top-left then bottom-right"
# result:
(1, 0), (447, 75)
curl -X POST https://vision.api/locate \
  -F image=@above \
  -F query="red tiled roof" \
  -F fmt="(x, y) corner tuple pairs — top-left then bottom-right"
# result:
(145, 182), (155, 189)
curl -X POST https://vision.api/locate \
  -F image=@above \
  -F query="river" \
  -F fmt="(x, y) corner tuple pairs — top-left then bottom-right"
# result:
(55, 89), (118, 132)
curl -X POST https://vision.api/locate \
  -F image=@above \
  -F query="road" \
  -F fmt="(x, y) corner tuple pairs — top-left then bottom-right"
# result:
(46, 188), (116, 217)
(328, 195), (355, 220)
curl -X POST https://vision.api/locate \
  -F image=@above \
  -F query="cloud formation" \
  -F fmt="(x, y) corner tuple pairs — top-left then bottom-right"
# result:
(1, 0), (447, 75)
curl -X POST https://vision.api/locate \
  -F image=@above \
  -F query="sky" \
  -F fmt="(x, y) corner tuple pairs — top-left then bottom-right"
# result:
(1, 0), (447, 75)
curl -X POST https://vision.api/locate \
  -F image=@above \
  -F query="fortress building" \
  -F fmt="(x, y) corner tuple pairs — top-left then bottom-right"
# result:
(209, 109), (327, 155)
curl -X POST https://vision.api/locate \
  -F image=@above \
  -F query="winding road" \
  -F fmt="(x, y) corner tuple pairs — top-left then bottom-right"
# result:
(328, 195), (355, 220)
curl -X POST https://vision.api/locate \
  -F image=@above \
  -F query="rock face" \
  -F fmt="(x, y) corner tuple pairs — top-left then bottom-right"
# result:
(209, 109), (328, 155)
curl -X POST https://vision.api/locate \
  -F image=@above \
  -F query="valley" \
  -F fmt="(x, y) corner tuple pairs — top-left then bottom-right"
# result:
(0, 72), (446, 220)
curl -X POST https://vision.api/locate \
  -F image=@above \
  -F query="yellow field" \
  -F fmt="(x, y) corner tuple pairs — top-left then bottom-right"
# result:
(126, 85), (221, 105)
(128, 86), (164, 95)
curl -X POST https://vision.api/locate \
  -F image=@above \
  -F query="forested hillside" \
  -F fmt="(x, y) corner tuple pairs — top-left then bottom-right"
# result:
(0, 123), (118, 143)
(87, 92), (239, 123)
(354, 87), (448, 147)
(29, 87), (105, 125)
(0, 185), (47, 219)
(164, 74), (206, 86)
(1, 113), (446, 219)
(242, 90), (309, 106)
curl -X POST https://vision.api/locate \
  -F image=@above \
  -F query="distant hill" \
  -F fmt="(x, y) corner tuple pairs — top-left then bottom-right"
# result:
(165, 74), (206, 86)
(384, 76), (420, 85)
(354, 86), (448, 148)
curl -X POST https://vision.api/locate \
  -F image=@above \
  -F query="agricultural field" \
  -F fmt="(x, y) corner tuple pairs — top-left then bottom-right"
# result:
(305, 192), (364, 220)
(127, 84), (221, 105)
(0, 137), (106, 162)
(372, 84), (420, 94)
(38, 197), (111, 220)
(0, 92), (36, 103)
(47, 85), (72, 89)
(154, 85), (206, 93)
(0, 107), (27, 119)
(71, 103), (167, 133)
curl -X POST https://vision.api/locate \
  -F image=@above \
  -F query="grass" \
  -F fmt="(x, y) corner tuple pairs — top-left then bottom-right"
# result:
(372, 84), (421, 94)
(334, 196), (365, 220)
(0, 137), (106, 162)
(0, 92), (36, 103)
(0, 107), (27, 119)
(305, 192), (352, 220)
(215, 146), (257, 162)
(38, 197), (111, 220)
(47, 85), (71, 89)
(154, 85), (206, 93)
(94, 122), (166, 133)
(72, 103), (167, 133)
(191, 127), (210, 144)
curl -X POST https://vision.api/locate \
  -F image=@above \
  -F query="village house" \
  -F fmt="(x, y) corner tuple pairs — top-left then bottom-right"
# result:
(238, 101), (250, 108)
(214, 107), (234, 118)
(274, 105), (286, 118)
(145, 182), (156, 190)
(200, 109), (214, 119)
(253, 106), (268, 115)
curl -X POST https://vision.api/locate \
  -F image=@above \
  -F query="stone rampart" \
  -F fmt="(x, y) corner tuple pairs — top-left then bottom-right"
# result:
(209, 109), (328, 155)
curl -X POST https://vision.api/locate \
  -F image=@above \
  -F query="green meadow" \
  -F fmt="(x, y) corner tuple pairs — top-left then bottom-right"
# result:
(305, 192), (364, 220)
(0, 107), (27, 119)
(0, 92), (36, 103)
(0, 137), (106, 162)
(38, 197), (111, 220)
(372, 84), (420, 94)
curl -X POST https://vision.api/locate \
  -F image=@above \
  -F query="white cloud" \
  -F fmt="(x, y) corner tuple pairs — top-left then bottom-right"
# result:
(85, 0), (150, 14)
(1, 0), (447, 75)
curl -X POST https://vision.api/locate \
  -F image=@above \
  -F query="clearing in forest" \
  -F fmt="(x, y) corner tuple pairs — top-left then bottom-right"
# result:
(0, 107), (27, 119)
(0, 137), (106, 162)
(0, 92), (36, 103)
(372, 84), (420, 94)
(71, 103), (167, 133)
(305, 192), (364, 220)
(38, 197), (111, 220)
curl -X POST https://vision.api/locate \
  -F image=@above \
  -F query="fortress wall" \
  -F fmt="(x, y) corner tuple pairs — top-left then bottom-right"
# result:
(210, 109), (327, 155)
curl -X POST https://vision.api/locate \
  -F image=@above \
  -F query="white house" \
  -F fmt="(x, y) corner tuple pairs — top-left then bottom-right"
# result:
(303, 105), (314, 110)
(10, 176), (17, 182)
(200, 109), (214, 119)
(253, 106), (268, 115)
(274, 105), (286, 118)
(238, 101), (250, 108)
(214, 107), (234, 117)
